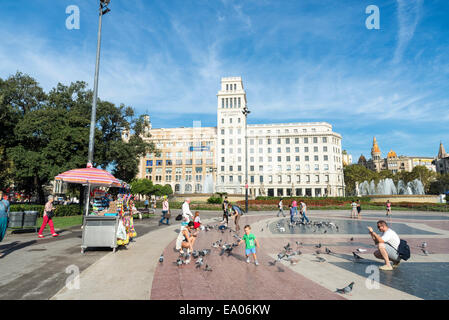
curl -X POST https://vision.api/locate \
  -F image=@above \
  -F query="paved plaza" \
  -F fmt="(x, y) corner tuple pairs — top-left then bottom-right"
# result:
(42, 209), (449, 300)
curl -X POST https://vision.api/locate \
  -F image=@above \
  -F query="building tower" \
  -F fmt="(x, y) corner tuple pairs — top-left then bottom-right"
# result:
(216, 77), (247, 194)
(371, 137), (381, 160)
(438, 141), (448, 159)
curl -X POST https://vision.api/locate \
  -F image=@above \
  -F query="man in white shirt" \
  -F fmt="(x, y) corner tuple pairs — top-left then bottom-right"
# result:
(367, 220), (401, 271)
(181, 198), (193, 226)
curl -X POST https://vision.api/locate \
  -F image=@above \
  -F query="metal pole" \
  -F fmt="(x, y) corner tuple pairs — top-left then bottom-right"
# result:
(85, 4), (103, 216)
(245, 113), (248, 213)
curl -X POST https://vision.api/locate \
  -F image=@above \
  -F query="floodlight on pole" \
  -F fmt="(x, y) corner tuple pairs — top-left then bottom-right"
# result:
(242, 106), (251, 214)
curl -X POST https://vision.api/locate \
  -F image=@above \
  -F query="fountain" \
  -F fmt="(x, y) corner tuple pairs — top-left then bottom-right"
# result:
(357, 178), (425, 195)
(202, 174), (214, 194)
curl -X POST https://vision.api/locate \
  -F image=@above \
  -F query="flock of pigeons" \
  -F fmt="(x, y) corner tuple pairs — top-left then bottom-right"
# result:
(158, 223), (243, 272)
(156, 217), (433, 296)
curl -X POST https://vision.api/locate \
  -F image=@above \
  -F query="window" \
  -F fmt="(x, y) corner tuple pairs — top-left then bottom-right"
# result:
(146, 160), (153, 166)
(306, 175), (310, 182)
(315, 164), (319, 171)
(250, 165), (255, 172)
(323, 137), (327, 143)
(295, 138), (299, 144)
(295, 147), (299, 152)
(220, 176), (224, 183)
(268, 175), (273, 183)
(260, 176), (264, 183)
(267, 139), (271, 145)
(277, 156), (282, 162)
(314, 146), (318, 152)
(278, 175), (282, 183)
(156, 160), (162, 166)
(238, 176), (242, 183)
(304, 147), (309, 153)
(295, 165), (300, 171)
(287, 165), (291, 171)
(186, 159), (193, 165)
(324, 155), (328, 161)
(277, 138), (281, 144)
(259, 165), (263, 171)
(287, 175), (291, 183)
(250, 148), (254, 154)
(145, 168), (152, 174)
(315, 175), (320, 182)
(305, 156), (309, 161)
(229, 176), (233, 183)
(259, 148), (263, 153)
(286, 138), (290, 144)
(229, 166), (233, 172)
(277, 147), (281, 153)
(250, 176), (255, 183)
(195, 167), (203, 173)
(325, 175), (329, 182)
(185, 167), (192, 173)
(296, 175), (301, 183)
(250, 139), (254, 145)
(221, 129), (225, 134)
(286, 147), (290, 153)
(295, 156), (300, 161)
(286, 156), (291, 162)
(313, 137), (318, 143)
(175, 159), (182, 165)
(323, 146), (328, 152)
(314, 155), (319, 161)
(304, 137), (308, 144)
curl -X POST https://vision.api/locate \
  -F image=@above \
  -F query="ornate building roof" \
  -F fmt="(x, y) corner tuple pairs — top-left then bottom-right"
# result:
(387, 149), (397, 158)
(371, 136), (381, 154)
(438, 142), (448, 159)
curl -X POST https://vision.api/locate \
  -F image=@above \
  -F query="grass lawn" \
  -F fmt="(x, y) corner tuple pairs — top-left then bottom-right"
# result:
(36, 215), (84, 229)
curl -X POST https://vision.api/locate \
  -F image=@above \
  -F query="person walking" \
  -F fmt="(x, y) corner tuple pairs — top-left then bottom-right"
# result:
(300, 200), (310, 223)
(181, 198), (193, 227)
(368, 220), (401, 271)
(159, 195), (170, 225)
(38, 195), (59, 238)
(237, 225), (260, 266)
(222, 196), (229, 224)
(277, 198), (285, 217)
(350, 200), (357, 219)
(289, 204), (295, 224)
(356, 199), (362, 219)
(386, 200), (392, 217)
(0, 191), (10, 258)
(291, 199), (298, 216)
(144, 198), (149, 211)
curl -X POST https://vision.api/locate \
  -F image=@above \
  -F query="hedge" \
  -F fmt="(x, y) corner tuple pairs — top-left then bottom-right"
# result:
(10, 204), (83, 217)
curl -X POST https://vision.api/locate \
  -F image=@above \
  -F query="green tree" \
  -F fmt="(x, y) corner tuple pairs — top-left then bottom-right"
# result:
(344, 164), (378, 195)
(130, 179), (154, 196)
(429, 173), (449, 195)
(2, 72), (157, 203)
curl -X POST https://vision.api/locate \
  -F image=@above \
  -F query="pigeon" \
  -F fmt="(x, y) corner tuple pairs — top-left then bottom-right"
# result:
(204, 264), (212, 271)
(421, 249), (429, 256)
(421, 242), (427, 248)
(276, 266), (285, 272)
(277, 253), (286, 261)
(325, 248), (333, 254)
(352, 252), (364, 260)
(315, 256), (326, 262)
(176, 258), (183, 266)
(296, 249), (302, 255)
(315, 243), (322, 248)
(195, 257), (204, 268)
(350, 237), (354, 241)
(296, 241), (303, 246)
(159, 254), (164, 263)
(323, 230), (327, 234)
(284, 243), (291, 251)
(269, 260), (277, 266)
(336, 282), (354, 294)
(192, 250), (199, 258)
(315, 249), (322, 255)
(261, 228), (264, 232)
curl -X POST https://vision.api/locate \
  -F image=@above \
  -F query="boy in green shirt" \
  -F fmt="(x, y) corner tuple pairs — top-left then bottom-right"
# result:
(237, 225), (260, 266)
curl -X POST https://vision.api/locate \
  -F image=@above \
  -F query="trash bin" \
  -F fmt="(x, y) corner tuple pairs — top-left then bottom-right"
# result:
(8, 211), (24, 228)
(23, 211), (39, 231)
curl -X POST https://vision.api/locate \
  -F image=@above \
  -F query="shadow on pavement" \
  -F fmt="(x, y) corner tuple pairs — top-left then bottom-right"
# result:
(0, 240), (37, 258)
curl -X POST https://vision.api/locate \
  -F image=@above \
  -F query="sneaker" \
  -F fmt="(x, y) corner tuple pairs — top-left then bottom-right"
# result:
(255, 260), (259, 266)
(379, 264), (393, 271)
(246, 257), (250, 263)
(392, 260), (401, 269)
(52, 233), (59, 237)
(38, 234), (45, 238)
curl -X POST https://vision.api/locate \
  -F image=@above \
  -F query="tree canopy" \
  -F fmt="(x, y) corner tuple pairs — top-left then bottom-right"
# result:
(0, 72), (156, 203)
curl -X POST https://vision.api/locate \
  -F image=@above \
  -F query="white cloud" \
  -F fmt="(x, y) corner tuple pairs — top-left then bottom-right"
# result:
(393, 0), (423, 64)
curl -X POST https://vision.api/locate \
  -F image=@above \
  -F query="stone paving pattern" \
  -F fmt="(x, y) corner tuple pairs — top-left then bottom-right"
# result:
(48, 210), (449, 300)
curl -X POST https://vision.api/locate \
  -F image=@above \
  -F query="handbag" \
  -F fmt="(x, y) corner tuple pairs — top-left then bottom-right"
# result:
(175, 214), (182, 221)
(165, 210), (171, 219)
(46, 209), (55, 219)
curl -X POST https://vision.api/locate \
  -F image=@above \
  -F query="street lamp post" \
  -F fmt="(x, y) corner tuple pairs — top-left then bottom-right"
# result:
(84, 0), (111, 217)
(242, 106), (251, 213)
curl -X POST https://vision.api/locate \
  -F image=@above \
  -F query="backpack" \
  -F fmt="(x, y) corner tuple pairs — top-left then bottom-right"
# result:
(397, 239), (411, 261)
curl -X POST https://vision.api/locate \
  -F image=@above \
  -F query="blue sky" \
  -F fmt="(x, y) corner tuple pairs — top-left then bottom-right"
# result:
(1, 0), (448, 162)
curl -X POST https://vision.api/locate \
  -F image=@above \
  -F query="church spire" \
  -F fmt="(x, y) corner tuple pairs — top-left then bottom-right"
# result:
(371, 137), (381, 160)
(438, 141), (448, 159)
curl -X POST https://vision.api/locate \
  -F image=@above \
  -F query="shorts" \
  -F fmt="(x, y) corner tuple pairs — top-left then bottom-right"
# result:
(382, 243), (400, 262)
(245, 247), (256, 255)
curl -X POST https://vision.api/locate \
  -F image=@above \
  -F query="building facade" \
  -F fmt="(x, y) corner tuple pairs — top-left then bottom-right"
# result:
(359, 137), (436, 173)
(136, 77), (345, 196)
